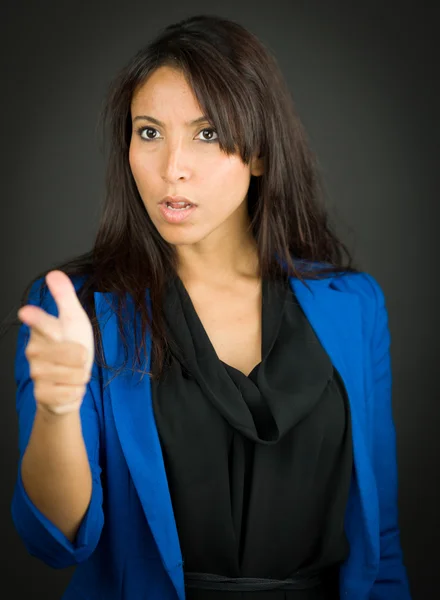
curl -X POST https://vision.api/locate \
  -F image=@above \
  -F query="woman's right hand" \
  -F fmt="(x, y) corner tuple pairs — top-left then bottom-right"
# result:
(17, 270), (95, 415)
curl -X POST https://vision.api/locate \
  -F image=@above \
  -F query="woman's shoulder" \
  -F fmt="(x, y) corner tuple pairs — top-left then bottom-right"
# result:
(330, 269), (385, 303)
(295, 257), (386, 308)
(327, 270), (389, 343)
(331, 271), (385, 324)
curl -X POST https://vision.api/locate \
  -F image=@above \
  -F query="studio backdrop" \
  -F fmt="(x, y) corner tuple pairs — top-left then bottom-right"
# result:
(0, 1), (438, 599)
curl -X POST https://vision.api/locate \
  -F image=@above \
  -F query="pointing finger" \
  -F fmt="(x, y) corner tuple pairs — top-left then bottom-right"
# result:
(17, 305), (62, 342)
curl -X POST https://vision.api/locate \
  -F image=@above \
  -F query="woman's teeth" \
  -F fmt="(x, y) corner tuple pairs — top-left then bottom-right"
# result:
(167, 202), (192, 210)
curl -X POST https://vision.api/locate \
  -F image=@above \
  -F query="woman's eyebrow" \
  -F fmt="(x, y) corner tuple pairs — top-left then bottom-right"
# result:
(132, 115), (209, 127)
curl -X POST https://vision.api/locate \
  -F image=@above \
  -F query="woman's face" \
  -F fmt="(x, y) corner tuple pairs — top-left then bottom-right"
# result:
(129, 66), (263, 248)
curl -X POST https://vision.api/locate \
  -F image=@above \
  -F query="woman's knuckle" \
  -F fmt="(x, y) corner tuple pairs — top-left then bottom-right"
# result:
(76, 384), (86, 399)
(29, 364), (40, 378)
(66, 371), (78, 385)
(25, 345), (36, 359)
(71, 386), (82, 400)
(33, 381), (46, 399)
(60, 385), (74, 400)
(77, 347), (88, 365)
(76, 372), (86, 385)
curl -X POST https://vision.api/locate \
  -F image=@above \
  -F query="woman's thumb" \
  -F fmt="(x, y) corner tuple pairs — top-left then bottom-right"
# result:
(45, 270), (85, 323)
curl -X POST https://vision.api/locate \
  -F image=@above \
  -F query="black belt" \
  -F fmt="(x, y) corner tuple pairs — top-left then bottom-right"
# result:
(184, 570), (326, 592)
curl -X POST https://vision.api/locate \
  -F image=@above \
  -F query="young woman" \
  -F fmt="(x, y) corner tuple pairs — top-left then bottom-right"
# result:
(11, 14), (411, 600)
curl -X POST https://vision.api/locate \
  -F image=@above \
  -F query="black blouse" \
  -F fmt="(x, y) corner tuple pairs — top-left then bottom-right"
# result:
(151, 274), (353, 599)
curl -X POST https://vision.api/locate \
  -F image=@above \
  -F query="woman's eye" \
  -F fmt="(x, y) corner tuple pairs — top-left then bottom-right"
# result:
(196, 128), (218, 142)
(138, 127), (159, 140)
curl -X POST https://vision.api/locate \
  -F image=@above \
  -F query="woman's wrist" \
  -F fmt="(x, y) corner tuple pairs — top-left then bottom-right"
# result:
(36, 400), (83, 420)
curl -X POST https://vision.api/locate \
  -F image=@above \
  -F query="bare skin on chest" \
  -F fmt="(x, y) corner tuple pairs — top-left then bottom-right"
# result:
(182, 277), (263, 377)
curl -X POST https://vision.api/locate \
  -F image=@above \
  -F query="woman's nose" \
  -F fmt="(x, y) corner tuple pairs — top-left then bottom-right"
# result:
(161, 143), (191, 183)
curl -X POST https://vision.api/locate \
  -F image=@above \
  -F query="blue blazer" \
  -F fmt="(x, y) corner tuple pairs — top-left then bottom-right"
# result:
(11, 266), (412, 599)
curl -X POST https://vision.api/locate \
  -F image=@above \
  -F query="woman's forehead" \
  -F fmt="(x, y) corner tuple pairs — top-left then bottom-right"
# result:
(131, 67), (204, 118)
(133, 67), (193, 103)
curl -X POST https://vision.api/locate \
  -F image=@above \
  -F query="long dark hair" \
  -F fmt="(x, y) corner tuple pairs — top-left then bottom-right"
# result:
(2, 14), (360, 382)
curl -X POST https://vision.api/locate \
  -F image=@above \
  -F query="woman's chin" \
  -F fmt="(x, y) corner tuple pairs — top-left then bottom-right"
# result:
(158, 227), (206, 247)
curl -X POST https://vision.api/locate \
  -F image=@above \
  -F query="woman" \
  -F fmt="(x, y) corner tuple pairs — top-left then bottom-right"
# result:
(11, 14), (411, 600)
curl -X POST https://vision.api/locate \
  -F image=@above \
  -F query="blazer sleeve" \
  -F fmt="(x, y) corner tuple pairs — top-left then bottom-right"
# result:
(10, 277), (104, 568)
(363, 273), (412, 599)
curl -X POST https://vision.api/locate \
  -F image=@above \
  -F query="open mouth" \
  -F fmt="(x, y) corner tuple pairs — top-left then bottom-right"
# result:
(165, 201), (194, 211)
(159, 201), (197, 223)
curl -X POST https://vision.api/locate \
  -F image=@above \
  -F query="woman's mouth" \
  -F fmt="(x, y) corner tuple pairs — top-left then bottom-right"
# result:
(159, 201), (197, 223)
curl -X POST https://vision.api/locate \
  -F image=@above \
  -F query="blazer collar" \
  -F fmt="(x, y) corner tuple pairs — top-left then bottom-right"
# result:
(94, 269), (379, 599)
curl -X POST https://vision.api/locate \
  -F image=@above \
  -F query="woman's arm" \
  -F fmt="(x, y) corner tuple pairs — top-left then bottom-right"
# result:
(11, 278), (104, 568)
(21, 405), (92, 543)
(365, 274), (412, 599)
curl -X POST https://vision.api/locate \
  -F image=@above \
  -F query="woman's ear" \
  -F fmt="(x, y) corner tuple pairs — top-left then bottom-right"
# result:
(250, 154), (264, 177)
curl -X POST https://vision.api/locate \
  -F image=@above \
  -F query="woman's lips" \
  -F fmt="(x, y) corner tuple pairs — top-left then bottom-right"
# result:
(159, 201), (197, 224)
(160, 195), (196, 206)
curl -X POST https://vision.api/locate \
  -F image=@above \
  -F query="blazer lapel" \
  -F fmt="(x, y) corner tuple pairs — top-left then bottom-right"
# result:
(94, 291), (184, 599)
(290, 275), (379, 572)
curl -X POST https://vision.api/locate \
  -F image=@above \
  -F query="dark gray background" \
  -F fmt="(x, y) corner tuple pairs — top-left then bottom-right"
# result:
(1, 1), (438, 598)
